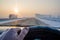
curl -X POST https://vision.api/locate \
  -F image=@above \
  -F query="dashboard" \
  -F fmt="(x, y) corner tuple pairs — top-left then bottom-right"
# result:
(0, 26), (60, 40)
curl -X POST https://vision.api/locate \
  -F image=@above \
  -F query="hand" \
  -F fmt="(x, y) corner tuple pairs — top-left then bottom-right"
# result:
(0, 28), (21, 40)
(0, 27), (29, 40)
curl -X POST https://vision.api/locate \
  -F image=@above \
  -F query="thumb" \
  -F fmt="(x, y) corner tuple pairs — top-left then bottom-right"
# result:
(18, 27), (29, 40)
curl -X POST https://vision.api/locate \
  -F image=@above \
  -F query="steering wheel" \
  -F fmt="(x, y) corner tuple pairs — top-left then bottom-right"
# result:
(24, 26), (60, 40)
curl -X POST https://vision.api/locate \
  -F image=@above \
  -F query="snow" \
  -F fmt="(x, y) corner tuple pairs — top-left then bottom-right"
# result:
(36, 17), (60, 27)
(0, 17), (60, 27)
(0, 18), (49, 26)
(0, 18), (24, 24)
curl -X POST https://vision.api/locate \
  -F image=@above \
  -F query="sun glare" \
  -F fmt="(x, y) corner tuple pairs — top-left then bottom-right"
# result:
(14, 7), (19, 13)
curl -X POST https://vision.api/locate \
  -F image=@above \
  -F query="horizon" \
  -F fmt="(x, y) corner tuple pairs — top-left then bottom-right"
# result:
(0, 0), (60, 18)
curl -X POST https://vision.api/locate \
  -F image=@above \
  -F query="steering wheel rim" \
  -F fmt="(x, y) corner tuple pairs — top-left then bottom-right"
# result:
(24, 26), (60, 40)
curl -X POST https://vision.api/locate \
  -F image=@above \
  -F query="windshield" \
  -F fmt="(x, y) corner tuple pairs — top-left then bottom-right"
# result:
(0, 0), (60, 40)
(0, 0), (60, 26)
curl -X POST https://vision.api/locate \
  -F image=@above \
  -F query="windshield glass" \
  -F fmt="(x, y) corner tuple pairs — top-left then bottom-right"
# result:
(0, 0), (60, 27)
(0, 0), (60, 40)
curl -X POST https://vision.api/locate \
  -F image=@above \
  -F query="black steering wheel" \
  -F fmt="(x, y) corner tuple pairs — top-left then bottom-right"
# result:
(24, 26), (60, 40)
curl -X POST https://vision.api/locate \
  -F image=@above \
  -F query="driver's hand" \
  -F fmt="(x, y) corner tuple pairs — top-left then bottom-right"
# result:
(0, 28), (21, 40)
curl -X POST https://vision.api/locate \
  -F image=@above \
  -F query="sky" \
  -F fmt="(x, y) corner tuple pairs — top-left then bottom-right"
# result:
(0, 0), (60, 18)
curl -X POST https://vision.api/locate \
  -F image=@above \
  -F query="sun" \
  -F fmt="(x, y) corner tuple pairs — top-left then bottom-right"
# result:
(14, 7), (19, 13)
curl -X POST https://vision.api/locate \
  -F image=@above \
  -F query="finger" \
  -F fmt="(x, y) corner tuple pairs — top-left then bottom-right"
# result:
(6, 28), (21, 36)
(18, 27), (29, 40)
(0, 29), (9, 40)
(10, 28), (21, 33)
(13, 28), (21, 35)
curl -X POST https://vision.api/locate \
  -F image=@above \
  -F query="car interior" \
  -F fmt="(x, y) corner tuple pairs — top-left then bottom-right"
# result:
(24, 26), (60, 40)
(0, 26), (60, 40)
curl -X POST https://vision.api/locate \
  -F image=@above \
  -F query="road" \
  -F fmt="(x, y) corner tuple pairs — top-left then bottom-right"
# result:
(0, 17), (49, 27)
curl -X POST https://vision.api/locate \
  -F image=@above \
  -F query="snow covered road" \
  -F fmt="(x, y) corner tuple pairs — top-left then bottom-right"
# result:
(36, 18), (60, 27)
